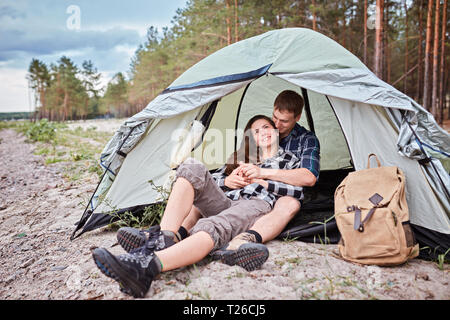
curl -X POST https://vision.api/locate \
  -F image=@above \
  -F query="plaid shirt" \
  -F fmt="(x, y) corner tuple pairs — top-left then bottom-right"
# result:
(212, 148), (304, 207)
(279, 123), (320, 179)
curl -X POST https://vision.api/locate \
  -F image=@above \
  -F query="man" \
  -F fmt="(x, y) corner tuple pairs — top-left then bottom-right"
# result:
(113, 90), (320, 268)
(213, 89), (320, 258)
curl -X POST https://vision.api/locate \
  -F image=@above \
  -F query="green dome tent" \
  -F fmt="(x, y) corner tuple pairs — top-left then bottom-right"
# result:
(72, 28), (450, 260)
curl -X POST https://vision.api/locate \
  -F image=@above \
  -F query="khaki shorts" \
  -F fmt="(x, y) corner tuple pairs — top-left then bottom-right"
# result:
(176, 158), (271, 250)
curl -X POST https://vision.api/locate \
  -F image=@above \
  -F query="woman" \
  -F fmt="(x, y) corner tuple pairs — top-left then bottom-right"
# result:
(92, 115), (304, 298)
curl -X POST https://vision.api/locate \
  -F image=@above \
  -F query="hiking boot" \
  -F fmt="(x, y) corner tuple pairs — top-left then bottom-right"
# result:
(117, 225), (176, 253)
(92, 247), (161, 298)
(211, 232), (269, 272)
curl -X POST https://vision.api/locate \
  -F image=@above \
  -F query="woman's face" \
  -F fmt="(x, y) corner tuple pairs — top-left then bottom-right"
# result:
(250, 118), (278, 149)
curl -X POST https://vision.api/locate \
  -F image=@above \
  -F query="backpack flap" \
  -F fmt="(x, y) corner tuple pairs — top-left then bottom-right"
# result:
(343, 166), (399, 210)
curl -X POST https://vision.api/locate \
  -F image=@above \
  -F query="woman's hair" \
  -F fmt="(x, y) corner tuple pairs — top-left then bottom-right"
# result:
(224, 115), (276, 176)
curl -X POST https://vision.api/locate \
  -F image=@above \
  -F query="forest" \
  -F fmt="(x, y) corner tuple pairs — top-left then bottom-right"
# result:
(27, 0), (449, 124)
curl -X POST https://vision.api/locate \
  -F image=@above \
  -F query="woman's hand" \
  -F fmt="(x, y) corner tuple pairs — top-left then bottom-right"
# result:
(224, 167), (251, 189)
(238, 162), (266, 179)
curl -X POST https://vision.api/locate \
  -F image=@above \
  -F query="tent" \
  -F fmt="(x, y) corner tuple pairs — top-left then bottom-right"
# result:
(71, 28), (450, 261)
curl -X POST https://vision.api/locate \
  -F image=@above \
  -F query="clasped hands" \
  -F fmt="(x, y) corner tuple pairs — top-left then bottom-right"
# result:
(224, 162), (268, 189)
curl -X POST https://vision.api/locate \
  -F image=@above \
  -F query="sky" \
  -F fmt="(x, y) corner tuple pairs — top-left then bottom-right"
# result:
(0, 0), (187, 112)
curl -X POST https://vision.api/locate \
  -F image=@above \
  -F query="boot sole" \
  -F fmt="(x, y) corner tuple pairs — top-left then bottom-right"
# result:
(117, 227), (146, 253)
(92, 248), (149, 298)
(214, 243), (269, 272)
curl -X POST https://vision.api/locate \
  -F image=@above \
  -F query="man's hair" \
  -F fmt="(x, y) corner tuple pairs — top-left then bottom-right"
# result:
(274, 90), (304, 117)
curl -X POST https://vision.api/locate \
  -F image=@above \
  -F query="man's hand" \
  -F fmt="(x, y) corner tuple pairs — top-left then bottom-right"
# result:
(224, 167), (251, 189)
(238, 162), (266, 179)
(250, 178), (268, 189)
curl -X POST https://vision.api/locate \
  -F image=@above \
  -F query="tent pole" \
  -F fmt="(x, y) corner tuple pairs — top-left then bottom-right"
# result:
(404, 119), (450, 199)
(70, 166), (109, 240)
(234, 83), (252, 151)
(325, 95), (356, 169)
(70, 123), (142, 240)
(301, 88), (315, 134)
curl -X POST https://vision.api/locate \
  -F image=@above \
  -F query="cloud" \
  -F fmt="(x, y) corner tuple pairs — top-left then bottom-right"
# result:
(0, 68), (30, 112)
(0, 0), (187, 112)
(0, 26), (141, 59)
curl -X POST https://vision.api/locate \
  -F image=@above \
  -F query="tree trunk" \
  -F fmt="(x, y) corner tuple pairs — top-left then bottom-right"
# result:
(374, 0), (384, 78)
(439, 0), (447, 122)
(423, 0), (434, 111)
(417, 0), (424, 102)
(225, 0), (232, 45)
(384, 2), (390, 83)
(234, 0), (239, 42)
(63, 85), (69, 121)
(431, 0), (440, 122)
(403, 0), (409, 95)
(342, 4), (347, 48)
(39, 83), (46, 120)
(312, 0), (317, 31)
(364, 0), (368, 65)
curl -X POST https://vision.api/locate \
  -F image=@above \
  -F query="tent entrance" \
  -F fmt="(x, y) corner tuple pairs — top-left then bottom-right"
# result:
(278, 168), (352, 243)
(188, 75), (355, 244)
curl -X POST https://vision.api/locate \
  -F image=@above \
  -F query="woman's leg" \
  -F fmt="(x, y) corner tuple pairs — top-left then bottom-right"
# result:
(156, 199), (270, 272)
(116, 158), (230, 253)
(190, 198), (271, 251)
(165, 157), (232, 231)
(155, 231), (214, 271)
(181, 206), (202, 232)
(159, 177), (194, 233)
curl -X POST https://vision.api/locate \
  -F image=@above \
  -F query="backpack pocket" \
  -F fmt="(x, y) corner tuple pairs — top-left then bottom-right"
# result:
(337, 207), (401, 260)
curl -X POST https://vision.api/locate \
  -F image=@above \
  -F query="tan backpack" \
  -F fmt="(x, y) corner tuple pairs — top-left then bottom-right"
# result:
(334, 153), (419, 266)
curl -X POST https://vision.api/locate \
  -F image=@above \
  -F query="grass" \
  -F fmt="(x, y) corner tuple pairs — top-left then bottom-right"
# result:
(103, 180), (169, 230)
(0, 118), (170, 230)
(420, 246), (450, 270)
(437, 248), (450, 270)
(3, 119), (111, 182)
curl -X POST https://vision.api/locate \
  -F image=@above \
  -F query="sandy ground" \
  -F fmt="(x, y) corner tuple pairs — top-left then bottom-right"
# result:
(0, 122), (449, 300)
(65, 118), (126, 132)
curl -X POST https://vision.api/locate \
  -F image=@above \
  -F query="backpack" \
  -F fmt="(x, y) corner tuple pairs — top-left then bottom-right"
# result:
(334, 153), (419, 266)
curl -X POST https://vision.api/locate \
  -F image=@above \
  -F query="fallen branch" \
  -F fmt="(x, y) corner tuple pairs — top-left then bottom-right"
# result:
(391, 57), (424, 87)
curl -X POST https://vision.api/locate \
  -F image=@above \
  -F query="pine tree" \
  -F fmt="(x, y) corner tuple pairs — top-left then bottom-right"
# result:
(431, 0), (440, 122)
(374, 0), (384, 78)
(27, 59), (50, 120)
(423, 0), (434, 111)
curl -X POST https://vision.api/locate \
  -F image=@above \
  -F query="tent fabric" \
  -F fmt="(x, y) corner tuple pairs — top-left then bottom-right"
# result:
(73, 27), (449, 245)
(277, 70), (450, 159)
(94, 107), (203, 214)
(163, 64), (272, 93)
(168, 28), (369, 88)
(235, 74), (352, 170)
(92, 80), (252, 213)
(276, 69), (416, 111)
(329, 97), (449, 234)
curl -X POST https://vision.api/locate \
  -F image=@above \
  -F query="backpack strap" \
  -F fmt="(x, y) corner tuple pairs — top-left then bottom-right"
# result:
(351, 193), (385, 232)
(367, 153), (381, 169)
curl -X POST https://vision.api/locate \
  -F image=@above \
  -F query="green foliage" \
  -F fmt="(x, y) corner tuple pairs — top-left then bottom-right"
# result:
(0, 120), (21, 130)
(0, 112), (32, 121)
(100, 72), (129, 118)
(437, 249), (450, 271)
(108, 180), (170, 230)
(27, 1), (441, 121)
(28, 56), (101, 121)
(22, 119), (57, 143)
(7, 119), (112, 183)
